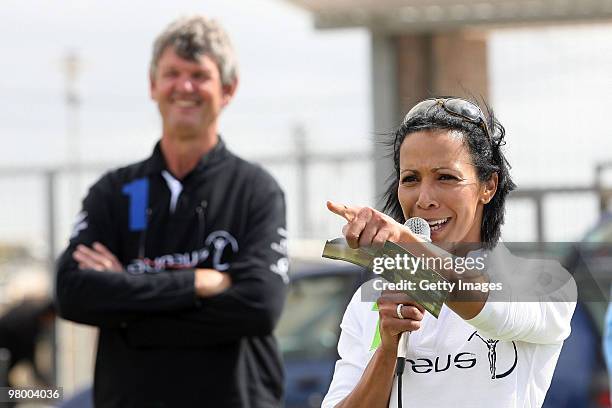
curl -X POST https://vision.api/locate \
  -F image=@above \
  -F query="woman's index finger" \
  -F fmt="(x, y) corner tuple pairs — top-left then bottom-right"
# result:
(326, 200), (358, 222)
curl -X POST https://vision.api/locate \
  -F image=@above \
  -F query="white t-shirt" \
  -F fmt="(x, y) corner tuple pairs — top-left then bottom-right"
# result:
(322, 246), (577, 408)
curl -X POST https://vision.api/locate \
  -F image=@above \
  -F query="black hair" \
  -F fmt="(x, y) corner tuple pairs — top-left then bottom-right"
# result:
(381, 97), (516, 249)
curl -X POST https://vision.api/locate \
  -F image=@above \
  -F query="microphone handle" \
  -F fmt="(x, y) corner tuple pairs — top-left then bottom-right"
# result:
(398, 331), (409, 359)
(397, 217), (429, 406)
(395, 330), (410, 408)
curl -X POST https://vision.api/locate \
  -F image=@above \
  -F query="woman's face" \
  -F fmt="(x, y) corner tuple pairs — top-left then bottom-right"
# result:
(397, 129), (497, 245)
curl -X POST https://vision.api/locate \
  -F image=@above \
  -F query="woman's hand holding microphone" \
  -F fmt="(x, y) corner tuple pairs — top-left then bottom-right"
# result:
(326, 200), (424, 354)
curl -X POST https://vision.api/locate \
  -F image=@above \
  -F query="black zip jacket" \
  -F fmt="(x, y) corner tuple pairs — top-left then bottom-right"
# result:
(55, 139), (288, 407)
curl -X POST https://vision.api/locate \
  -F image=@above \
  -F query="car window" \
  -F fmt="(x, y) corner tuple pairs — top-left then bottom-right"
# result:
(276, 274), (356, 360)
(569, 217), (612, 335)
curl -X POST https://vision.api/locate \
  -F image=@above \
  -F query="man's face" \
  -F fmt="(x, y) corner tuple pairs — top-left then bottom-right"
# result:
(150, 47), (236, 137)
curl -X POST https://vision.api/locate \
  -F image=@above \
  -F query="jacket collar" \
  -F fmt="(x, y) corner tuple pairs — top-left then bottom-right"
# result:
(144, 137), (228, 180)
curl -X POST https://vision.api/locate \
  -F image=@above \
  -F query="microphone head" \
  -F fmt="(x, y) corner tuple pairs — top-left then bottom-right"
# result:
(405, 217), (431, 242)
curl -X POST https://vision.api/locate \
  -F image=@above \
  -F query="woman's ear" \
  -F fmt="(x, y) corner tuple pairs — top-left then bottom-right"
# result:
(481, 172), (499, 204)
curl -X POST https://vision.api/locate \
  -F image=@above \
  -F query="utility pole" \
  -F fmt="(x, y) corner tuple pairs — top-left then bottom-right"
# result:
(63, 51), (81, 171)
(57, 50), (83, 393)
(293, 124), (311, 238)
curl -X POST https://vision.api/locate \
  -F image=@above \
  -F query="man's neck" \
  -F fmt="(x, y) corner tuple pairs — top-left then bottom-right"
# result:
(160, 130), (218, 180)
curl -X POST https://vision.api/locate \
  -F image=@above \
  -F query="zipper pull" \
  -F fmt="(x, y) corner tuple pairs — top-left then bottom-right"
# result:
(196, 200), (208, 244)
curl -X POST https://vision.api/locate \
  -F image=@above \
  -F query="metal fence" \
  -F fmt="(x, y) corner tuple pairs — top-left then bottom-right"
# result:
(1, 153), (611, 283)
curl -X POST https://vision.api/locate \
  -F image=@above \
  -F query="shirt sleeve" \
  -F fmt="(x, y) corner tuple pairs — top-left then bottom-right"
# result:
(322, 288), (370, 408)
(54, 174), (198, 328)
(466, 255), (577, 344)
(123, 182), (288, 347)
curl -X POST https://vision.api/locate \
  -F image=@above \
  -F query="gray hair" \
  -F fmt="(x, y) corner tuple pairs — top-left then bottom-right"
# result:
(150, 15), (238, 86)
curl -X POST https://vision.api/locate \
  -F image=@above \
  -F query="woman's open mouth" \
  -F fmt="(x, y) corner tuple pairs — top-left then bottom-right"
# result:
(427, 217), (450, 234)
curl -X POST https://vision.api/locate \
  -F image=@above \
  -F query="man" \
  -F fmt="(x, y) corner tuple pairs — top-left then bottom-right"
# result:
(55, 16), (288, 408)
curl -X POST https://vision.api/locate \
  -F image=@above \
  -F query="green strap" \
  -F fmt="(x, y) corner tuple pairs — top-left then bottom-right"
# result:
(370, 303), (381, 350)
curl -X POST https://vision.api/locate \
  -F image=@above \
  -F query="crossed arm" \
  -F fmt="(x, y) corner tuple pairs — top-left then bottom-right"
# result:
(72, 241), (231, 298)
(55, 176), (287, 346)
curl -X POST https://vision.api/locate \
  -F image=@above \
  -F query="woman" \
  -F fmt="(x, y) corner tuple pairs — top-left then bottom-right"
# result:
(322, 97), (576, 408)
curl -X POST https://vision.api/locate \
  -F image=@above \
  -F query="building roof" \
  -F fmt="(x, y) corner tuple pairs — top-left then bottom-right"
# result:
(287, 0), (612, 32)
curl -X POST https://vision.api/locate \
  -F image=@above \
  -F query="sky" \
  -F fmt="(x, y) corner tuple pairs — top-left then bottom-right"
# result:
(0, 0), (371, 251)
(2, 0), (612, 253)
(0, 0), (370, 163)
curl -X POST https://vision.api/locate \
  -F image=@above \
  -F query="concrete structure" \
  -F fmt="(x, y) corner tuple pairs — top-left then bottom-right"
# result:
(287, 1), (612, 31)
(287, 0), (612, 199)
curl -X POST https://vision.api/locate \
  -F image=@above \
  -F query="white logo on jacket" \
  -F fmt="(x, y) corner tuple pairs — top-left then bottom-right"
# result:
(126, 230), (239, 274)
(70, 211), (88, 239)
(204, 231), (239, 271)
(270, 227), (289, 283)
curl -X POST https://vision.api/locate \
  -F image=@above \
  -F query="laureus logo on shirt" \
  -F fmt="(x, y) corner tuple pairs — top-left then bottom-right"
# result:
(404, 331), (518, 379)
(126, 230), (239, 274)
(467, 331), (518, 379)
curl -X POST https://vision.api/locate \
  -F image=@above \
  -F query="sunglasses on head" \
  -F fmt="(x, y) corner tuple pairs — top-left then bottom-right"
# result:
(404, 98), (502, 147)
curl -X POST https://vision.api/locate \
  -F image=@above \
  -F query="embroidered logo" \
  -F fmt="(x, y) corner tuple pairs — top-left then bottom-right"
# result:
(270, 227), (289, 283)
(70, 211), (88, 239)
(126, 230), (239, 274)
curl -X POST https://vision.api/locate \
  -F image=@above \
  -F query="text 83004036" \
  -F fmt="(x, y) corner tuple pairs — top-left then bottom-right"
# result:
(0, 387), (63, 402)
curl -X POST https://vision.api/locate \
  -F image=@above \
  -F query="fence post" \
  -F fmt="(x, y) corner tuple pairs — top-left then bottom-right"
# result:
(45, 170), (58, 386)
(534, 194), (545, 245)
(294, 125), (310, 238)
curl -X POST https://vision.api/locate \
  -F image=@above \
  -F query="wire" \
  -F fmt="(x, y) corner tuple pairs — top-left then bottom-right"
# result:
(395, 356), (405, 408)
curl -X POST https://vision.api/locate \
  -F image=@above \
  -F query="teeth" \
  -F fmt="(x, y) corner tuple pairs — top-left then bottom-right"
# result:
(428, 218), (449, 232)
(427, 218), (448, 226)
(175, 100), (198, 107)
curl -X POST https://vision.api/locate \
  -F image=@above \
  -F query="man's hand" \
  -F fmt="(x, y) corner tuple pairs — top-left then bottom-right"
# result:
(73, 242), (123, 272)
(195, 269), (232, 297)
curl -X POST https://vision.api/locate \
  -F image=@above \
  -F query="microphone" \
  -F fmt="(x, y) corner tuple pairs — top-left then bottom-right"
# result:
(398, 217), (431, 358)
(396, 217), (431, 408)
(405, 217), (431, 243)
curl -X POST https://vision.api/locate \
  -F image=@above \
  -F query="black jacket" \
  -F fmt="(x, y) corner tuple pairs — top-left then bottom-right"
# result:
(55, 140), (288, 407)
